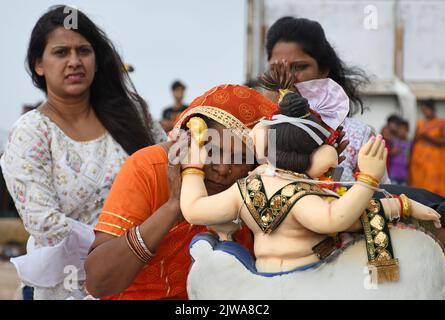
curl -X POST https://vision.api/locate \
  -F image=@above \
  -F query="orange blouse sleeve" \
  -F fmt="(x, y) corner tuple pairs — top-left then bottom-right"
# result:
(94, 145), (169, 237)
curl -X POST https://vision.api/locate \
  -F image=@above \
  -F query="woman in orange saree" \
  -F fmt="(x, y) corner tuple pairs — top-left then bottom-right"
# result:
(410, 100), (445, 197)
(84, 85), (277, 299)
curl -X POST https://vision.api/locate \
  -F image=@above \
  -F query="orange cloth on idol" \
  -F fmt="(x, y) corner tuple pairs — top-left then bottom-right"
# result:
(409, 118), (445, 196)
(94, 85), (277, 300)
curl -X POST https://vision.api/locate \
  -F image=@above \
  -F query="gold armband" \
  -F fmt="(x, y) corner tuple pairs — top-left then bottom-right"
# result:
(181, 168), (205, 178)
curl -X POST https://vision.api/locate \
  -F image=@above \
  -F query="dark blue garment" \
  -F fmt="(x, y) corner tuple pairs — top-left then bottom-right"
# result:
(22, 286), (34, 300)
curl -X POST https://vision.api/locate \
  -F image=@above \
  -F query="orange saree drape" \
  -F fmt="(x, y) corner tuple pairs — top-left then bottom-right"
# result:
(409, 118), (445, 196)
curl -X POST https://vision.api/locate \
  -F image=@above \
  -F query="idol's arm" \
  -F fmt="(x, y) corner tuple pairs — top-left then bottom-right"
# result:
(293, 183), (375, 234)
(340, 197), (442, 232)
(180, 174), (240, 225)
(293, 136), (388, 233)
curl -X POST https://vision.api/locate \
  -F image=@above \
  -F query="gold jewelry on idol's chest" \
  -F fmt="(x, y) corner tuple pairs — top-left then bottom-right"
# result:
(238, 174), (338, 233)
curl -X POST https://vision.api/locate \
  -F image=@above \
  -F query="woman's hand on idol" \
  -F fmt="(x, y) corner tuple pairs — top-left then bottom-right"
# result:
(167, 133), (190, 209)
(410, 199), (442, 229)
(168, 131), (189, 168)
(357, 135), (388, 181)
(336, 126), (349, 164)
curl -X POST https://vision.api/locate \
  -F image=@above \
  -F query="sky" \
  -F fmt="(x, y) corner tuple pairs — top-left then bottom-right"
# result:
(0, 0), (246, 134)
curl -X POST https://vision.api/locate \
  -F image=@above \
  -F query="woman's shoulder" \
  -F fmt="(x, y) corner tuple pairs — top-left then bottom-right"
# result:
(125, 144), (168, 174)
(9, 109), (53, 138)
(1, 110), (54, 168)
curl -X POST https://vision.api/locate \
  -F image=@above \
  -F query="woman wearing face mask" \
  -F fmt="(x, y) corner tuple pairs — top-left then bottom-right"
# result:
(264, 16), (376, 183)
(262, 17), (445, 242)
(0, 5), (164, 299)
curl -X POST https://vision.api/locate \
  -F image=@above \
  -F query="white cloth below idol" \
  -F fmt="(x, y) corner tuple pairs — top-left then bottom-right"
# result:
(187, 227), (445, 300)
(11, 220), (95, 289)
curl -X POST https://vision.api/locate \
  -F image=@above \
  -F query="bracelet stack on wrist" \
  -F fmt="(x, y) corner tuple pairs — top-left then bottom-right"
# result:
(392, 194), (412, 219)
(356, 172), (380, 188)
(125, 225), (155, 264)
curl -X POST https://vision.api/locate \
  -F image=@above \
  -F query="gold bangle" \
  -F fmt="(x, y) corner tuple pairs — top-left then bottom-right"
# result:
(357, 173), (379, 186)
(357, 176), (379, 188)
(400, 194), (411, 218)
(181, 168), (205, 177)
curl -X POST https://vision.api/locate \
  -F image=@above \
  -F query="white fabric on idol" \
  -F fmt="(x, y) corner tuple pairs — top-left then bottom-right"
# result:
(262, 114), (331, 146)
(295, 78), (349, 130)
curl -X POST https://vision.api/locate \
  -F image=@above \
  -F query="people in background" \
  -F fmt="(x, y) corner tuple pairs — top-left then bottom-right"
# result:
(160, 80), (188, 133)
(381, 114), (402, 170)
(410, 99), (445, 196)
(388, 120), (411, 185)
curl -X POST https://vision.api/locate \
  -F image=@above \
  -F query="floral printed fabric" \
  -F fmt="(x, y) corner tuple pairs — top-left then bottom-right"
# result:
(0, 110), (133, 299)
(1, 110), (129, 247)
(339, 117), (390, 184)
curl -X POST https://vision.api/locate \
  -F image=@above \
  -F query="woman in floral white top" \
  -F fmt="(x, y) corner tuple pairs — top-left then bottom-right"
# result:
(0, 6), (164, 299)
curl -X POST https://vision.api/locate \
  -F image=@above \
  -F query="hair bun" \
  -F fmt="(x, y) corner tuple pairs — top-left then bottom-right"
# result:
(279, 93), (310, 118)
(275, 150), (311, 172)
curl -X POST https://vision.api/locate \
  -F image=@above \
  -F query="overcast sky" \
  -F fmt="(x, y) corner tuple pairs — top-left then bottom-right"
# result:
(0, 0), (246, 133)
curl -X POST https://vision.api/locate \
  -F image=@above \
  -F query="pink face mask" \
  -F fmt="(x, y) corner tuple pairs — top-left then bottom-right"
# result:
(295, 78), (349, 131)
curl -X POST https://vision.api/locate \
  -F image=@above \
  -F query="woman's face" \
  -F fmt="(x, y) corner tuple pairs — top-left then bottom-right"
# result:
(203, 123), (254, 195)
(34, 27), (96, 99)
(269, 41), (328, 83)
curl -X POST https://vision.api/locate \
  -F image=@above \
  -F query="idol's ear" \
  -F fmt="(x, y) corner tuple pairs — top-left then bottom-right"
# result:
(306, 144), (338, 178)
(250, 121), (269, 164)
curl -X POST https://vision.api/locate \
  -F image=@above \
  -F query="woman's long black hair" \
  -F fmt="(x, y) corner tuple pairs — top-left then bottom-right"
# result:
(266, 16), (369, 116)
(260, 63), (327, 173)
(27, 5), (155, 154)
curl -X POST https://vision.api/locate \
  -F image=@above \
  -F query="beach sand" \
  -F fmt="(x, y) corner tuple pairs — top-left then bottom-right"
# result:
(0, 261), (19, 300)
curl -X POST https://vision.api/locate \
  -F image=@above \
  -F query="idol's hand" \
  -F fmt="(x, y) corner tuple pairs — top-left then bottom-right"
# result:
(410, 199), (442, 229)
(357, 135), (388, 181)
(183, 139), (206, 169)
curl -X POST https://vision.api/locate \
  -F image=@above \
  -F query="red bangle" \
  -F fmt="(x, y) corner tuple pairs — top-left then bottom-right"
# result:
(392, 194), (403, 217)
